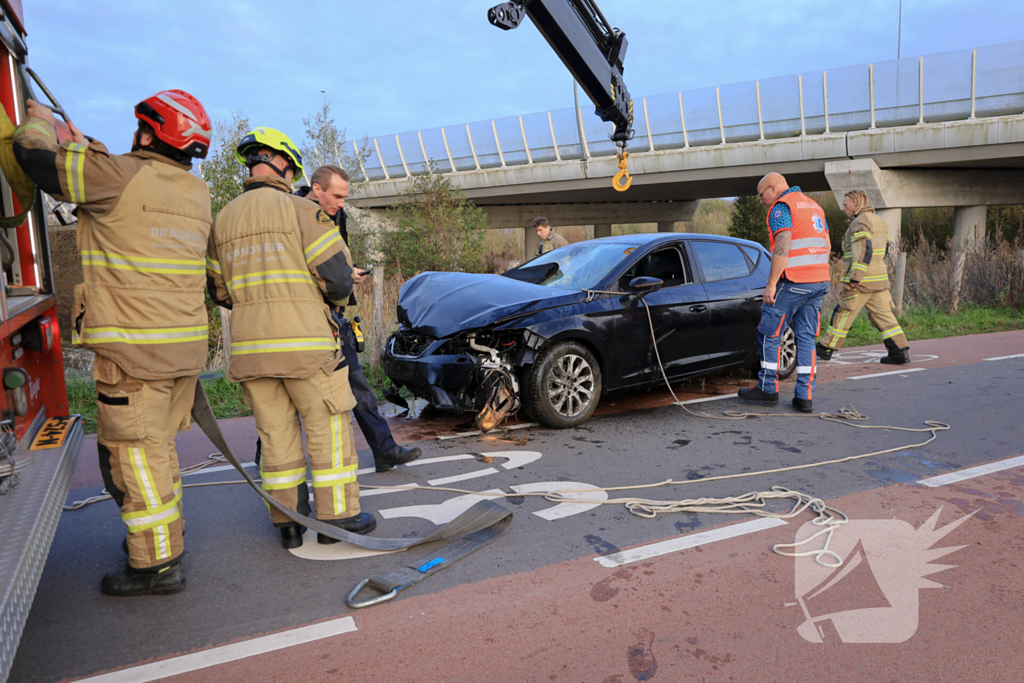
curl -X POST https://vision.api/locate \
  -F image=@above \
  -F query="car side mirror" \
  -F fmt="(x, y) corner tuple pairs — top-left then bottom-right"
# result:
(627, 276), (663, 301)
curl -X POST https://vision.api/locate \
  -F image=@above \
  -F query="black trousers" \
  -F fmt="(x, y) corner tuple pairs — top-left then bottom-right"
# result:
(336, 317), (398, 460)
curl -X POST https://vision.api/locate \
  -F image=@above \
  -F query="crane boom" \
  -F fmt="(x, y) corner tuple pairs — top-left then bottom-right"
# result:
(487, 0), (634, 151)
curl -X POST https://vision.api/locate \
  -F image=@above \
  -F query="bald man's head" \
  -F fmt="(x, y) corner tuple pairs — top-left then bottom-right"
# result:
(757, 172), (789, 207)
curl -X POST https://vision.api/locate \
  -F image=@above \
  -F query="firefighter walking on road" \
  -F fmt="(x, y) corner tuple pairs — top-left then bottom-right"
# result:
(817, 190), (910, 365)
(207, 128), (376, 551)
(13, 91), (214, 596)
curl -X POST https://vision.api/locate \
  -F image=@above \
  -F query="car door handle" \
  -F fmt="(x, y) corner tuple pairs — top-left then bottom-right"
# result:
(752, 295), (763, 302)
(689, 304), (708, 313)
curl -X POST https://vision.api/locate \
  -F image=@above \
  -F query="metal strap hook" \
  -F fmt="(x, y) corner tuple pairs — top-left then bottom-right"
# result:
(612, 151), (632, 192)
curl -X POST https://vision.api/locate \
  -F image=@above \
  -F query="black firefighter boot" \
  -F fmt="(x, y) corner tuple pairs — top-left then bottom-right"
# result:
(815, 342), (834, 361)
(375, 444), (422, 473)
(101, 561), (185, 597)
(879, 338), (911, 365)
(318, 512), (378, 544)
(737, 386), (779, 405)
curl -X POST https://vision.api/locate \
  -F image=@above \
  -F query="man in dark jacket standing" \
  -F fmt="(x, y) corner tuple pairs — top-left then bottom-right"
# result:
(299, 165), (421, 474)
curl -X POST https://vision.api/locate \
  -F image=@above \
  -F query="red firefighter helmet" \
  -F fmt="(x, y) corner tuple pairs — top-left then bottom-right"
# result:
(134, 90), (212, 159)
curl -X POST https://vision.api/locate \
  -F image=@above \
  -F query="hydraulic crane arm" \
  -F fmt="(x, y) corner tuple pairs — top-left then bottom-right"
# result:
(488, 0), (635, 156)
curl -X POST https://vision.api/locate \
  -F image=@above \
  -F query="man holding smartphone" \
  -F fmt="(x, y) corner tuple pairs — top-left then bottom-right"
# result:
(298, 165), (421, 482)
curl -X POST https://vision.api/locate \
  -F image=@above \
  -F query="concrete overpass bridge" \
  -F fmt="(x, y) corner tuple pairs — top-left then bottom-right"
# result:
(351, 40), (1024, 255)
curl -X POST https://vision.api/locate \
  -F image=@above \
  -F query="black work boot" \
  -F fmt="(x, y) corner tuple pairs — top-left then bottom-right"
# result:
(318, 512), (378, 544)
(792, 397), (813, 413)
(815, 342), (834, 361)
(375, 444), (422, 473)
(737, 386), (779, 405)
(101, 561), (185, 597)
(279, 523), (305, 549)
(880, 346), (911, 365)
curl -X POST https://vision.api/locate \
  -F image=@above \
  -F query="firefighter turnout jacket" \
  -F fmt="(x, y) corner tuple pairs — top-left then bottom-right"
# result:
(841, 210), (890, 291)
(208, 176), (362, 524)
(765, 191), (831, 283)
(13, 117), (212, 379)
(207, 176), (354, 382)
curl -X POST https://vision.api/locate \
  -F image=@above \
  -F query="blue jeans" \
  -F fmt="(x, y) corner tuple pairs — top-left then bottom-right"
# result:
(756, 280), (829, 400)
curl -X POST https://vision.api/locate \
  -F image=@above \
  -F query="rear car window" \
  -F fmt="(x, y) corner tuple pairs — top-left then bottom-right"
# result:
(691, 241), (752, 282)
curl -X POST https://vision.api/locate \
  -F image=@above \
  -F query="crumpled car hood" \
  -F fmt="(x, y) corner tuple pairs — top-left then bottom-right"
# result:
(397, 272), (583, 338)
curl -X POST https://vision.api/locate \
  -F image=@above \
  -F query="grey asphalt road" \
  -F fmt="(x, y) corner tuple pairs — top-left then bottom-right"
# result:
(10, 358), (1023, 682)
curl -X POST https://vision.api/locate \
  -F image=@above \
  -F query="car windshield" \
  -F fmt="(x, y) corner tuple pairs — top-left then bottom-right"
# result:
(510, 243), (638, 291)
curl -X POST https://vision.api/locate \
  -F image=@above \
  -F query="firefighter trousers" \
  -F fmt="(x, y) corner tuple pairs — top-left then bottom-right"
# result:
(242, 365), (360, 526)
(94, 356), (195, 570)
(819, 287), (908, 351)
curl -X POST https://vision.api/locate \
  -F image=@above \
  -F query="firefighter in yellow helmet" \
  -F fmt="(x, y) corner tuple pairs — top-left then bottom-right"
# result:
(12, 90), (214, 596)
(207, 127), (375, 550)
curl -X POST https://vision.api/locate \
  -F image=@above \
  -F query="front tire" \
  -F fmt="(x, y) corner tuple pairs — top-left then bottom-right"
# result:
(525, 342), (602, 428)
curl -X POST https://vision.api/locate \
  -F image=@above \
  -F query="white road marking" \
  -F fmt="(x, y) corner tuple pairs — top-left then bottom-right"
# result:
(436, 422), (539, 440)
(360, 483), (420, 497)
(72, 617), (358, 683)
(380, 490), (504, 525)
(181, 461), (257, 477)
(509, 482), (608, 520)
(677, 393), (737, 405)
(595, 518), (789, 568)
(849, 367), (926, 380)
(428, 468), (500, 486)
(360, 451), (542, 477)
(983, 353), (1024, 361)
(918, 454), (1024, 488)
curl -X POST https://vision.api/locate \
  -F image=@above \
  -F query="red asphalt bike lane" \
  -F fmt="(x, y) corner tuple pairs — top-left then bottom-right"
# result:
(130, 459), (1024, 683)
(66, 329), (1024, 491)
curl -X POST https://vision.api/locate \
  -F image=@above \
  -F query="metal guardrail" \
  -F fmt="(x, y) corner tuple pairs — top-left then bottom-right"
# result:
(354, 40), (1024, 183)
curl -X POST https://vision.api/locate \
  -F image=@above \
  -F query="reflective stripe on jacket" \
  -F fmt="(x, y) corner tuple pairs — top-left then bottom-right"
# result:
(766, 192), (830, 283)
(207, 176), (354, 382)
(842, 210), (890, 291)
(12, 117), (212, 379)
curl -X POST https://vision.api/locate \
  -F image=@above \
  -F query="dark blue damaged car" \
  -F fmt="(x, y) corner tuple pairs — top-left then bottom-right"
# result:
(382, 233), (796, 429)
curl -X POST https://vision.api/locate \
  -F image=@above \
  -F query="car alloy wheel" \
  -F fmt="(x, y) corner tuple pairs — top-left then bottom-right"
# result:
(526, 341), (603, 428)
(778, 327), (797, 380)
(547, 353), (595, 418)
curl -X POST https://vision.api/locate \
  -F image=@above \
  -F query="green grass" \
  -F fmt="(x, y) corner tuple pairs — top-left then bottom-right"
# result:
(65, 375), (98, 434)
(360, 360), (411, 404)
(65, 372), (251, 435)
(840, 305), (1024, 348)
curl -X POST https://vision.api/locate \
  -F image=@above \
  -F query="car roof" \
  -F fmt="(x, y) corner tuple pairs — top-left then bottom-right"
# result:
(572, 232), (767, 251)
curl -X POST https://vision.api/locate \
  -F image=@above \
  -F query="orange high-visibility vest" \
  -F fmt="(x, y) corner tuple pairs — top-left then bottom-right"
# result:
(766, 192), (831, 283)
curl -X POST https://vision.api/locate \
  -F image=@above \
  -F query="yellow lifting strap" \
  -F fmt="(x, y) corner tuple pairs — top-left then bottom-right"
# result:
(0, 104), (36, 228)
(612, 150), (632, 192)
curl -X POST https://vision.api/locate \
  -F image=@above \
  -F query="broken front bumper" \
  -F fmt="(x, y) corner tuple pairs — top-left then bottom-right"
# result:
(383, 338), (478, 411)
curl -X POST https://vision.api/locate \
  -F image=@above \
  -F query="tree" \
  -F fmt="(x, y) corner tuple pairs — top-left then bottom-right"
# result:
(380, 172), (487, 276)
(728, 195), (768, 248)
(300, 101), (370, 188)
(198, 112), (251, 217)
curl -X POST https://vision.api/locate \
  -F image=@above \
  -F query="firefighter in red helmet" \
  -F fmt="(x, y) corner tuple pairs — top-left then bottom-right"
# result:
(13, 90), (213, 596)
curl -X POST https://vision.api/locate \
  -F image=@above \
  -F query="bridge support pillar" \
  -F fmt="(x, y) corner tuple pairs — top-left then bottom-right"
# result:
(953, 206), (987, 250)
(524, 227), (541, 260)
(657, 221), (676, 233)
(874, 208), (902, 247)
(594, 223), (612, 239)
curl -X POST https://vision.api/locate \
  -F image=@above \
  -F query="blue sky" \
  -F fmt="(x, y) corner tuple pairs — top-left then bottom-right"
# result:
(22, 0), (1024, 155)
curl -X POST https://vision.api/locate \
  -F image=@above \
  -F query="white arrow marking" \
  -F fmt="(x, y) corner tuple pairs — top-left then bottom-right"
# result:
(509, 482), (608, 520)
(379, 489), (505, 525)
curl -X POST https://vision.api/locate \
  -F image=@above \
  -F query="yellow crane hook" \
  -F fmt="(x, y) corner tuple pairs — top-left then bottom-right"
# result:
(612, 150), (632, 192)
